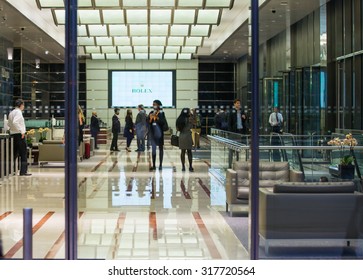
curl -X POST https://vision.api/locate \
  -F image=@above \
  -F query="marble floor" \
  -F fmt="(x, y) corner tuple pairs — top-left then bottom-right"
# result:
(0, 138), (249, 260)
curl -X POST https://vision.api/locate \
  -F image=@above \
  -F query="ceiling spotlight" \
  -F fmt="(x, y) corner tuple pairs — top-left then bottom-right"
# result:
(45, 50), (49, 55)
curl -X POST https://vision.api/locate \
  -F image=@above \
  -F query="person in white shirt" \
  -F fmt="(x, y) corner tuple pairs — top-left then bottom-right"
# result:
(8, 99), (31, 176)
(269, 106), (284, 134)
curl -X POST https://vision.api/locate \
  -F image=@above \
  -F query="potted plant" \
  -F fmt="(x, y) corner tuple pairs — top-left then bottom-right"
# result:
(328, 133), (358, 179)
(38, 127), (50, 143)
(26, 129), (35, 147)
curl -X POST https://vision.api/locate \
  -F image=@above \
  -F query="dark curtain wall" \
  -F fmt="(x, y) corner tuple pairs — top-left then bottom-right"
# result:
(327, 0), (363, 130)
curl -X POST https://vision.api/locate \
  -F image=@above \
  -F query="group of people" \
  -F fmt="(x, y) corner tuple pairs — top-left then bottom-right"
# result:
(214, 98), (284, 135)
(109, 100), (201, 172)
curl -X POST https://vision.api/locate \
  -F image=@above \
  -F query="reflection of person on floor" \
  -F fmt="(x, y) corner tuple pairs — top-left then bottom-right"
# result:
(269, 107), (283, 161)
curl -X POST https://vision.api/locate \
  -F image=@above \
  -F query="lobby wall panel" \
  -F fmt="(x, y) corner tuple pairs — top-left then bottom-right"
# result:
(87, 70), (108, 80)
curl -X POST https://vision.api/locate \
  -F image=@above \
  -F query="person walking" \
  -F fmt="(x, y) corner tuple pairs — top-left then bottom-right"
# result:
(78, 105), (86, 160)
(110, 108), (121, 151)
(123, 109), (134, 152)
(8, 99), (31, 176)
(90, 111), (100, 149)
(135, 104), (148, 152)
(148, 100), (168, 171)
(176, 108), (194, 172)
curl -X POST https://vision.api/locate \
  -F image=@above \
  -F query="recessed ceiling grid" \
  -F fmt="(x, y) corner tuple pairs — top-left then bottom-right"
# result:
(36, 0), (234, 59)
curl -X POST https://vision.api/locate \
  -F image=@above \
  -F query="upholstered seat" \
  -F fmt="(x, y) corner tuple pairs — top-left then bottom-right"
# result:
(225, 161), (304, 215)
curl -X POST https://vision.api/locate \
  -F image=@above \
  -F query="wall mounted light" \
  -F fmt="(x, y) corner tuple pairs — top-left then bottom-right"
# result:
(7, 47), (13, 60)
(35, 58), (40, 69)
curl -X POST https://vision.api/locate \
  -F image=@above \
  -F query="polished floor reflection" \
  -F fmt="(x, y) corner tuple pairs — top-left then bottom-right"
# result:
(0, 139), (248, 259)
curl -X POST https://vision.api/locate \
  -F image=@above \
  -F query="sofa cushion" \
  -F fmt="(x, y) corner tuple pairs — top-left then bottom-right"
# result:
(273, 181), (356, 193)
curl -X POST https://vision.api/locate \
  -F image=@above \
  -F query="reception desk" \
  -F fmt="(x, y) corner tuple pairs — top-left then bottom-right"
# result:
(83, 128), (109, 145)
(0, 134), (15, 180)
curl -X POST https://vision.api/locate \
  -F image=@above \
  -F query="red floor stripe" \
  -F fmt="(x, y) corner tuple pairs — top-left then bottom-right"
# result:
(198, 178), (211, 197)
(0, 211), (12, 221)
(149, 212), (158, 240)
(192, 212), (221, 259)
(4, 211), (55, 258)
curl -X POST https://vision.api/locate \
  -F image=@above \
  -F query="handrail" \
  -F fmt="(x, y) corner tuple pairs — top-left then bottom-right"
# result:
(208, 135), (363, 150)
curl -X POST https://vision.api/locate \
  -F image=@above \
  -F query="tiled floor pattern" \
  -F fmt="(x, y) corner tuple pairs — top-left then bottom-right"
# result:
(0, 141), (248, 260)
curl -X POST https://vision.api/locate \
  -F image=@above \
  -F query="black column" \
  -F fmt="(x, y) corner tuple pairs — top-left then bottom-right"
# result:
(65, 0), (78, 260)
(249, 0), (260, 260)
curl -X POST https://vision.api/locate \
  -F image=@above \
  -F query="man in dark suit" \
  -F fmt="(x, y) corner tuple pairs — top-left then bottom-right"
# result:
(228, 98), (247, 134)
(110, 108), (121, 151)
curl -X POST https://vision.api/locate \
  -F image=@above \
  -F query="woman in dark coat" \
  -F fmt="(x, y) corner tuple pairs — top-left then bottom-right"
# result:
(124, 109), (134, 152)
(176, 108), (194, 172)
(148, 99), (168, 171)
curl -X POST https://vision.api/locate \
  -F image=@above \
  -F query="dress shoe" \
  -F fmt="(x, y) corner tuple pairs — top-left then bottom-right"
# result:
(182, 167), (186, 172)
(115, 149), (120, 151)
(149, 166), (156, 171)
(126, 147), (131, 152)
(20, 173), (32, 176)
(159, 166), (162, 170)
(189, 167), (194, 172)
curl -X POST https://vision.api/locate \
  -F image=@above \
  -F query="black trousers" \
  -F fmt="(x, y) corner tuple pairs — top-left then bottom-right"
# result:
(111, 132), (119, 150)
(12, 133), (28, 175)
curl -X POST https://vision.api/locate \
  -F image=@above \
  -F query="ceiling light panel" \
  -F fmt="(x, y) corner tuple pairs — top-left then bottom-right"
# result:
(126, 10), (148, 24)
(37, 0), (64, 8)
(129, 25), (148, 36)
(96, 37), (113, 45)
(164, 53), (177, 59)
(197, 10), (220, 24)
(205, 0), (233, 8)
(150, 0), (175, 7)
(149, 46), (165, 53)
(178, 53), (192, 59)
(167, 37), (185, 46)
(109, 26), (129, 36)
(173, 10), (196, 24)
(133, 46), (149, 52)
(114, 37), (131, 45)
(78, 25), (88, 36)
(91, 54), (105, 59)
(181, 46), (197, 53)
(53, 10), (65, 25)
(78, 10), (101, 24)
(94, 0), (120, 7)
(102, 10), (125, 24)
(78, 0), (92, 7)
(134, 53), (149, 59)
(106, 54), (120, 59)
(85, 46), (101, 53)
(178, 0), (203, 8)
(88, 25), (108, 36)
(170, 25), (190, 36)
(149, 53), (163, 59)
(165, 46), (181, 53)
(150, 10), (172, 24)
(101, 46), (117, 53)
(185, 37), (203, 46)
(118, 46), (133, 53)
(122, 0), (148, 8)
(78, 37), (95, 45)
(132, 37), (149, 46)
(190, 25), (211, 36)
(150, 37), (167, 46)
(120, 53), (135, 59)
(150, 25), (169, 36)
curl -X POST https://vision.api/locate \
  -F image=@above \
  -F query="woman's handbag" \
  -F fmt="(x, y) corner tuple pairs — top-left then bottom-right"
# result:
(171, 134), (179, 147)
